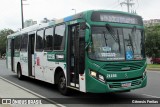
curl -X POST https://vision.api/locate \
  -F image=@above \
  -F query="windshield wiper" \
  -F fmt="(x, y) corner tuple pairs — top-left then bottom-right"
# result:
(105, 24), (118, 42)
(129, 34), (134, 54)
(103, 31), (108, 46)
(131, 26), (138, 50)
(116, 29), (121, 52)
(106, 24), (121, 51)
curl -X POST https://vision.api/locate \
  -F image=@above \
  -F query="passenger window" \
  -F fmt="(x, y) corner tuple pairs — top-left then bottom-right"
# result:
(7, 39), (11, 52)
(44, 27), (53, 51)
(54, 24), (65, 50)
(36, 30), (44, 51)
(14, 36), (21, 51)
(21, 34), (28, 52)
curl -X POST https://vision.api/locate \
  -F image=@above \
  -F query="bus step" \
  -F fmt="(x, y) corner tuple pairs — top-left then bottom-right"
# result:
(29, 76), (35, 79)
(70, 82), (75, 86)
(70, 83), (79, 88)
(76, 84), (79, 88)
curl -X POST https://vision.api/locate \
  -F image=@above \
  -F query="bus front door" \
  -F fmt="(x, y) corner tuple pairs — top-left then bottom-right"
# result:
(11, 39), (14, 71)
(67, 24), (85, 89)
(28, 33), (35, 77)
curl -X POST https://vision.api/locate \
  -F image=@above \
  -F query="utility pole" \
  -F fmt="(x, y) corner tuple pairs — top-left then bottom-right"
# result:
(21, 0), (29, 29)
(21, 0), (24, 29)
(120, 0), (135, 13)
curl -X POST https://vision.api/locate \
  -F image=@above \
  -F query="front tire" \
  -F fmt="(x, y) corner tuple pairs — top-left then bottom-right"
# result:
(58, 72), (70, 95)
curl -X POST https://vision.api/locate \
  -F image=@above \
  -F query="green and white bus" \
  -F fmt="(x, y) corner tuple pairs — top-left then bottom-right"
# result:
(6, 10), (147, 95)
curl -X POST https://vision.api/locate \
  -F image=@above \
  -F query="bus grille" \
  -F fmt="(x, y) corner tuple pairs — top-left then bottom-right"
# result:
(109, 79), (141, 88)
(102, 62), (144, 71)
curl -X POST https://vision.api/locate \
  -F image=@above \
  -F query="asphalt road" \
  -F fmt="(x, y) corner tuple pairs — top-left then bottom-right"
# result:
(0, 59), (160, 107)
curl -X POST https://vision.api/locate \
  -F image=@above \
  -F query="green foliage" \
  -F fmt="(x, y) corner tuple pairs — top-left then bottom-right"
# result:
(0, 29), (14, 56)
(145, 25), (160, 58)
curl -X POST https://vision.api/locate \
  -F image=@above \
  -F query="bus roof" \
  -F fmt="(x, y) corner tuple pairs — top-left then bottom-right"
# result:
(7, 9), (142, 39)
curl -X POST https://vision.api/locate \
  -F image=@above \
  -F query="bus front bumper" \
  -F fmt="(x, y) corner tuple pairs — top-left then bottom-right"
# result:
(86, 75), (147, 93)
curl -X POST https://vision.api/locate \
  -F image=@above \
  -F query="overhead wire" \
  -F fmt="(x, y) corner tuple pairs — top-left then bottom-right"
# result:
(110, 0), (122, 10)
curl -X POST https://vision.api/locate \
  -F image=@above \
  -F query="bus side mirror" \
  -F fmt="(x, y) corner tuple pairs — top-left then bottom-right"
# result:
(85, 29), (92, 50)
(80, 22), (87, 30)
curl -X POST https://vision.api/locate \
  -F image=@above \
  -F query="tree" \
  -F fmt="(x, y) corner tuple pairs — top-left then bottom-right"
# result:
(145, 25), (160, 58)
(0, 29), (14, 57)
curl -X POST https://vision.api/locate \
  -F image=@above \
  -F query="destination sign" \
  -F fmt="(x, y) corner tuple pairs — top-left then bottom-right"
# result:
(100, 14), (137, 24)
(91, 12), (143, 25)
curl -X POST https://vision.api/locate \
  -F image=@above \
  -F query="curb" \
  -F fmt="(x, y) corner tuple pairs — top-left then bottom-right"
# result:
(146, 68), (160, 71)
(0, 76), (65, 107)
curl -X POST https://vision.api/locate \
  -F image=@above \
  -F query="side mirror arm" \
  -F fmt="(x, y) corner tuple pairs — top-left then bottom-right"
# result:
(85, 42), (92, 50)
(85, 23), (91, 50)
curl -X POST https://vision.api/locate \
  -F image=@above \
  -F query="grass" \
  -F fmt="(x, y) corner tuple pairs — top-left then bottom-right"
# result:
(147, 64), (160, 71)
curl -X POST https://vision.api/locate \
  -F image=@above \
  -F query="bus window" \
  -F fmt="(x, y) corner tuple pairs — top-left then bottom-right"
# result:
(7, 39), (11, 51)
(54, 24), (65, 50)
(21, 34), (28, 52)
(44, 27), (53, 51)
(14, 36), (21, 51)
(36, 29), (44, 51)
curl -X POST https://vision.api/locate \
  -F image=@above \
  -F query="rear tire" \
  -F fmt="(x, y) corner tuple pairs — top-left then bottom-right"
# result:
(58, 72), (70, 95)
(17, 64), (23, 80)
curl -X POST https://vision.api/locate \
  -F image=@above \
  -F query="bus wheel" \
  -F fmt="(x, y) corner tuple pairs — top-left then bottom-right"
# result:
(17, 64), (23, 80)
(58, 72), (70, 95)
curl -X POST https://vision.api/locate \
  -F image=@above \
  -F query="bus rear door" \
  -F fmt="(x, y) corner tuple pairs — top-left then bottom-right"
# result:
(28, 32), (35, 77)
(11, 39), (15, 71)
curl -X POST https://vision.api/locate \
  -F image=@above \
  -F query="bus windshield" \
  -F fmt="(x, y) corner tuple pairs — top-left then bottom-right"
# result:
(88, 26), (144, 61)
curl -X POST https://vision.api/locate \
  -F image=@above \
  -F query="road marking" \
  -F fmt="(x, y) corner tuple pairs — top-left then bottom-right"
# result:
(0, 76), (65, 107)
(142, 94), (160, 98)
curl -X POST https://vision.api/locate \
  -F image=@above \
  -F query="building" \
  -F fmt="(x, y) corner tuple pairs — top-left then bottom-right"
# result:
(24, 19), (37, 28)
(40, 18), (56, 23)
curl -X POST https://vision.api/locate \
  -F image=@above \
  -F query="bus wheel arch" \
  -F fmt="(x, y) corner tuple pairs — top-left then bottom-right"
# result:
(54, 67), (70, 95)
(17, 62), (23, 80)
(54, 67), (64, 84)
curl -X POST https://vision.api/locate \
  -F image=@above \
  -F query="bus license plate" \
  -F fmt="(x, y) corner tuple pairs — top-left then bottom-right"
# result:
(121, 82), (131, 87)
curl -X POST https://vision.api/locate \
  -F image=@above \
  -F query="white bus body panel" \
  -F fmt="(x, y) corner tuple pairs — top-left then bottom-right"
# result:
(7, 57), (11, 70)
(79, 73), (86, 92)
(34, 52), (44, 81)
(43, 53), (55, 83)
(34, 52), (67, 84)
(20, 52), (28, 76)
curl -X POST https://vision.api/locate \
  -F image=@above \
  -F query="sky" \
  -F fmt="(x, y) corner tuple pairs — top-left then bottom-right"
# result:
(0, 0), (160, 30)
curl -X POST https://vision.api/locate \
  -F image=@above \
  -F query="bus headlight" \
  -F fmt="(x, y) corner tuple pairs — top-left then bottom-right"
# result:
(98, 74), (105, 83)
(90, 71), (97, 77)
(90, 70), (105, 83)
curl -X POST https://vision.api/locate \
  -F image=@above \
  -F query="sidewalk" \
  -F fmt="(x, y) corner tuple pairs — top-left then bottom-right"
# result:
(146, 68), (160, 71)
(0, 77), (58, 107)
